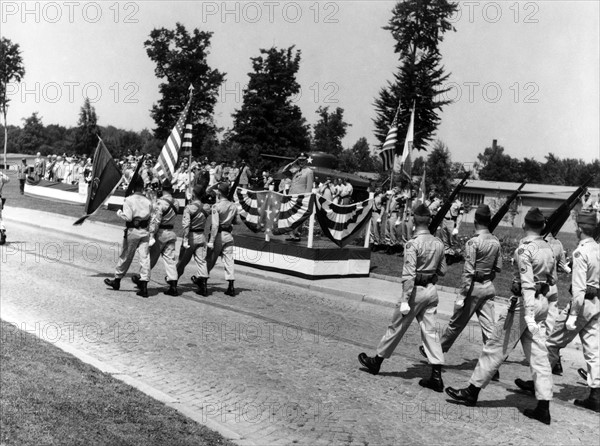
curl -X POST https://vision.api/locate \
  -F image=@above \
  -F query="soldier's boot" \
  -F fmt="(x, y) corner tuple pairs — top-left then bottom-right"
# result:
(0, 229), (6, 245)
(574, 388), (600, 413)
(104, 278), (121, 291)
(164, 280), (179, 296)
(445, 384), (480, 407)
(523, 400), (551, 425)
(552, 356), (563, 375)
(225, 280), (235, 296)
(514, 378), (535, 394)
(491, 370), (500, 382)
(419, 364), (444, 393)
(578, 368), (588, 381)
(192, 276), (207, 297)
(131, 274), (141, 288)
(358, 353), (383, 375)
(136, 281), (149, 298)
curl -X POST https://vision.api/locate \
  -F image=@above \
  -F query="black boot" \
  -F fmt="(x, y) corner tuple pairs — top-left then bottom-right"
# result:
(131, 274), (141, 288)
(515, 378), (535, 394)
(225, 280), (235, 296)
(552, 356), (563, 375)
(445, 384), (480, 407)
(574, 388), (600, 413)
(192, 276), (207, 296)
(523, 400), (551, 425)
(492, 370), (500, 382)
(0, 229), (6, 245)
(419, 365), (444, 392)
(136, 281), (148, 298)
(104, 278), (121, 291)
(164, 280), (178, 296)
(358, 353), (383, 375)
(578, 368), (588, 381)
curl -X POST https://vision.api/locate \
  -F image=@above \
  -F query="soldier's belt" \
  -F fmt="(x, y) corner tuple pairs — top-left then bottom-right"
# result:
(474, 271), (496, 283)
(190, 228), (204, 233)
(218, 225), (233, 233)
(159, 224), (174, 230)
(585, 286), (600, 300)
(510, 281), (550, 297)
(125, 219), (149, 229)
(415, 273), (438, 286)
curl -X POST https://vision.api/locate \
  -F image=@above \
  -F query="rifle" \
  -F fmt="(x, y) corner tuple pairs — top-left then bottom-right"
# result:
(428, 172), (470, 235)
(488, 182), (527, 232)
(542, 176), (595, 237)
(124, 154), (146, 197)
(228, 162), (246, 201)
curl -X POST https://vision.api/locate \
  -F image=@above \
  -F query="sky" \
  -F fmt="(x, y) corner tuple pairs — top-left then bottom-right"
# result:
(1, 1), (599, 164)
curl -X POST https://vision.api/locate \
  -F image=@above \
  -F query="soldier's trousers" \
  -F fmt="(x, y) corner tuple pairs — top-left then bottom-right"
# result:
(370, 212), (382, 245)
(177, 233), (208, 279)
(470, 295), (553, 400)
(115, 228), (150, 281)
(385, 213), (401, 246)
(441, 281), (496, 352)
(148, 229), (178, 281)
(377, 284), (444, 365)
(547, 297), (600, 388)
(440, 218), (456, 253)
(207, 233), (235, 280)
(542, 286), (560, 336)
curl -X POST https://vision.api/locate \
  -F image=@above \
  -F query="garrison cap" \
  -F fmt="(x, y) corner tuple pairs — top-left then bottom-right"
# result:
(576, 210), (597, 227)
(413, 203), (431, 217)
(475, 204), (492, 223)
(161, 178), (173, 191)
(217, 182), (230, 196)
(297, 152), (308, 160)
(524, 207), (545, 226)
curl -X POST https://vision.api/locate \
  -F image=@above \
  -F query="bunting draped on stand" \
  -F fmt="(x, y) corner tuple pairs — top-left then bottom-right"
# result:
(314, 195), (374, 248)
(378, 105), (400, 172)
(236, 189), (314, 236)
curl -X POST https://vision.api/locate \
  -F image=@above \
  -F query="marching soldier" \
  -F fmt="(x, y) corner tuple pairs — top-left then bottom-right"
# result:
(105, 177), (152, 297)
(515, 210), (599, 412)
(206, 182), (238, 296)
(446, 207), (555, 425)
(359, 204), (447, 392)
(440, 197), (463, 255)
(421, 205), (502, 378)
(132, 179), (180, 296)
(176, 185), (212, 296)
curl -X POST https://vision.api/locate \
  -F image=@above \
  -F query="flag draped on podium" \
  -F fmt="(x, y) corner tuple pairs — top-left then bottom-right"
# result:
(73, 138), (122, 225)
(378, 106), (400, 171)
(155, 94), (193, 182)
(314, 196), (373, 248)
(236, 189), (313, 235)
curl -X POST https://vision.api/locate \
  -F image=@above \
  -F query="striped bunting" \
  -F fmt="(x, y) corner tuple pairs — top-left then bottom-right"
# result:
(378, 105), (400, 171)
(314, 195), (374, 248)
(236, 189), (314, 235)
(155, 95), (193, 182)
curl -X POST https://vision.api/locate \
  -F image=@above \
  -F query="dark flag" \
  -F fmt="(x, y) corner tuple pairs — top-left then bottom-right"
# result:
(125, 154), (146, 197)
(73, 139), (122, 225)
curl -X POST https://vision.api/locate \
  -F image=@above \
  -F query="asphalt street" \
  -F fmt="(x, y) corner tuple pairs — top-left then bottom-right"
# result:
(1, 213), (598, 445)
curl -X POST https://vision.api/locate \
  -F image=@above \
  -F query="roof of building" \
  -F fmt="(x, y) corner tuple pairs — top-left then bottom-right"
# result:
(459, 179), (599, 201)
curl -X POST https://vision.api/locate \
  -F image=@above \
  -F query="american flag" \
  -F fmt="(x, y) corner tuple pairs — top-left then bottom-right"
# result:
(236, 189), (314, 235)
(155, 94), (193, 182)
(314, 195), (373, 248)
(379, 105), (400, 171)
(397, 105), (415, 178)
(415, 169), (426, 205)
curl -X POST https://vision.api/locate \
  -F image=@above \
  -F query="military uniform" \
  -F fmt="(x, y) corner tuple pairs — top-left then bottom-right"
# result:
(384, 192), (403, 251)
(440, 206), (502, 353)
(543, 233), (571, 335)
(440, 199), (463, 254)
(0, 172), (9, 244)
(370, 192), (384, 248)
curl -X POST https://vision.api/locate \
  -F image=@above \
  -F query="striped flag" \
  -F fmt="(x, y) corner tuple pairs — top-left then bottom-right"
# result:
(416, 169), (426, 205)
(236, 189), (314, 235)
(155, 94), (193, 182)
(314, 196), (374, 248)
(396, 105), (415, 178)
(378, 105), (400, 171)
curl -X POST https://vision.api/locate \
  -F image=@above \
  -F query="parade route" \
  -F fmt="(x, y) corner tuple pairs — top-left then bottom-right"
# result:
(1, 210), (598, 445)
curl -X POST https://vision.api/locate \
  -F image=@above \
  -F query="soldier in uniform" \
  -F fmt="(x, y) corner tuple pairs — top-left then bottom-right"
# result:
(206, 182), (238, 296)
(446, 207), (555, 425)
(285, 153), (314, 241)
(0, 171), (9, 244)
(105, 177), (153, 297)
(515, 210), (599, 412)
(384, 188), (403, 254)
(440, 197), (463, 255)
(132, 179), (180, 296)
(421, 205), (502, 378)
(176, 185), (212, 296)
(369, 187), (385, 251)
(358, 204), (447, 392)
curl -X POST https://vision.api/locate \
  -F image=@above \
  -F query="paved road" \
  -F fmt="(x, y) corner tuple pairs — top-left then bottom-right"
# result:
(1, 218), (598, 445)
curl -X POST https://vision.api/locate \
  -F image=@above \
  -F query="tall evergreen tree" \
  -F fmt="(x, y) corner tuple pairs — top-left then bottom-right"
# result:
(73, 97), (100, 155)
(145, 23), (225, 154)
(373, 0), (457, 159)
(312, 106), (350, 156)
(231, 46), (310, 167)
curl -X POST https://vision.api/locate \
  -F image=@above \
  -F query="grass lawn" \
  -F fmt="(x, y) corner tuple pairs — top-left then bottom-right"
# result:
(0, 320), (235, 446)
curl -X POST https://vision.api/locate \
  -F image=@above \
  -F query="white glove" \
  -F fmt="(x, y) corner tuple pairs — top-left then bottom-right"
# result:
(454, 298), (464, 310)
(400, 302), (410, 315)
(377, 218), (382, 223)
(452, 227), (459, 236)
(116, 209), (124, 218)
(524, 316), (539, 335)
(182, 240), (190, 249)
(148, 237), (156, 247)
(395, 220), (401, 226)
(207, 242), (214, 250)
(565, 314), (578, 331)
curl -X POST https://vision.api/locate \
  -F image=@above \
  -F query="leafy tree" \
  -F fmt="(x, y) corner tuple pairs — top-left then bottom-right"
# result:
(1, 37), (25, 167)
(425, 140), (453, 198)
(476, 144), (521, 182)
(231, 46), (310, 169)
(16, 113), (45, 154)
(312, 106), (350, 156)
(73, 98), (100, 156)
(519, 157), (543, 183)
(145, 23), (225, 154)
(373, 0), (457, 163)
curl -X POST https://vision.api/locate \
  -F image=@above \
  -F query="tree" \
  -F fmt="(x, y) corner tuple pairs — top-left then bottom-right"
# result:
(519, 157), (543, 183)
(312, 106), (350, 156)
(16, 113), (45, 154)
(373, 0), (457, 164)
(73, 98), (100, 155)
(425, 140), (453, 198)
(231, 46), (310, 169)
(145, 23), (226, 154)
(1, 37), (25, 168)
(476, 144), (521, 182)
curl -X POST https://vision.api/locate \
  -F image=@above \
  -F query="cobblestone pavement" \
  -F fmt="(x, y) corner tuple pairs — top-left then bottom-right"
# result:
(1, 221), (599, 445)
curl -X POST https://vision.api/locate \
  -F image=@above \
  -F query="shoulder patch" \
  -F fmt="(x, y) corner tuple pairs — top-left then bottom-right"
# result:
(405, 242), (414, 250)
(520, 266), (527, 274)
(573, 252), (580, 258)
(517, 248), (525, 255)
(466, 240), (473, 247)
